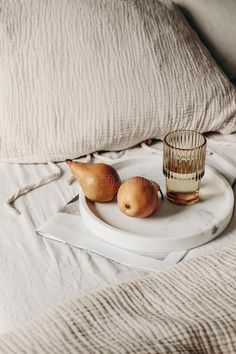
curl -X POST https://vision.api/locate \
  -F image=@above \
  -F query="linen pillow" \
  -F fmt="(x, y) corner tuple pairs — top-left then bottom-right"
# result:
(174, 0), (236, 80)
(0, 0), (235, 163)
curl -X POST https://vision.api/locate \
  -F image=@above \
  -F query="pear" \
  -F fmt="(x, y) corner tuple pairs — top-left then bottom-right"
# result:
(117, 176), (161, 218)
(66, 160), (121, 202)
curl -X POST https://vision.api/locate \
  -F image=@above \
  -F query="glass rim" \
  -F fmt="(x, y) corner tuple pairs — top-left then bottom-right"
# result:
(164, 130), (207, 151)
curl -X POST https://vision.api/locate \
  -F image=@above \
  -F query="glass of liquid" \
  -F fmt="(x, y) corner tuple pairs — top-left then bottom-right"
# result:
(163, 130), (206, 206)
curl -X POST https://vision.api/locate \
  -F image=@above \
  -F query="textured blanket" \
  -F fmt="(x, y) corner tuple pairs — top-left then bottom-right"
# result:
(0, 243), (236, 353)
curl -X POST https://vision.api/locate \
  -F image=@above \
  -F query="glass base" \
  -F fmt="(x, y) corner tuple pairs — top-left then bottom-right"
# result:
(166, 189), (199, 206)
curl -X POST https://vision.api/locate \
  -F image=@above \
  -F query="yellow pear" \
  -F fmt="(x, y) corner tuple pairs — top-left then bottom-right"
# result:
(117, 176), (160, 218)
(66, 160), (121, 202)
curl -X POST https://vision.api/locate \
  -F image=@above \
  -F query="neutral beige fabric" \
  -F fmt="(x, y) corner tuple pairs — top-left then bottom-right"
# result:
(0, 0), (236, 163)
(1, 243), (236, 353)
(175, 0), (236, 80)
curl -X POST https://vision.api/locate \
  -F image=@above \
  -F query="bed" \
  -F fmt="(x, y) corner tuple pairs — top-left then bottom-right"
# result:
(0, 1), (236, 351)
(0, 133), (235, 334)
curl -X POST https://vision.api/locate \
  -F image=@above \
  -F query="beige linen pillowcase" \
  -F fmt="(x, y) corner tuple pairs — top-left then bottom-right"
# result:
(0, 0), (235, 163)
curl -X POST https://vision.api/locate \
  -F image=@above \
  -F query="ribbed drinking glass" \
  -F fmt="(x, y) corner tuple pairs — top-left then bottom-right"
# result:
(163, 130), (207, 205)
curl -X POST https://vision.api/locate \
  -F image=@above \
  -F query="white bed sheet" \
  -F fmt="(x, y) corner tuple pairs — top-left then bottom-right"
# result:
(0, 133), (235, 333)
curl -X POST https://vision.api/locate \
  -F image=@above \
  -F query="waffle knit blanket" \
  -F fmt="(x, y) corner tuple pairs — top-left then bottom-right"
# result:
(0, 243), (236, 353)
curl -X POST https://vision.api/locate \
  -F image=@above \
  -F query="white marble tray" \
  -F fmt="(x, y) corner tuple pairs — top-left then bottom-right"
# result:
(79, 155), (234, 254)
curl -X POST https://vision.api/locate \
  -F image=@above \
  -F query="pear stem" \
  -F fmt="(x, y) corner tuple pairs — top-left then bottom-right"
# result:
(159, 188), (164, 200)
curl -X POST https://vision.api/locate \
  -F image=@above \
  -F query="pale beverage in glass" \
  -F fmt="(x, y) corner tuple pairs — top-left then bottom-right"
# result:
(163, 130), (206, 205)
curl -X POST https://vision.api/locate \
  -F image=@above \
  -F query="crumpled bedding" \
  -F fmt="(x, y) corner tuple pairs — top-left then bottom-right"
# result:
(1, 241), (236, 354)
(0, 134), (235, 334)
